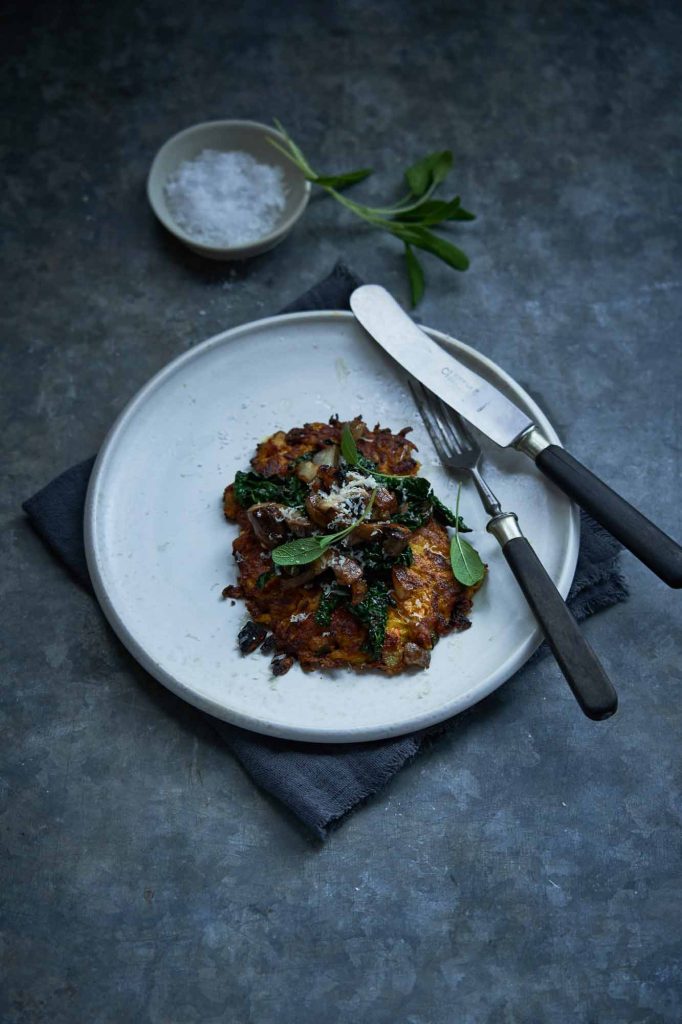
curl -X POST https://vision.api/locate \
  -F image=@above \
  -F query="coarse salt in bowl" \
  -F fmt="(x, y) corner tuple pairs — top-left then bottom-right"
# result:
(147, 120), (311, 260)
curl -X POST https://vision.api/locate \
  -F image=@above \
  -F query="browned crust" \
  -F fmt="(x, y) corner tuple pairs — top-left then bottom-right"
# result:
(250, 416), (419, 479)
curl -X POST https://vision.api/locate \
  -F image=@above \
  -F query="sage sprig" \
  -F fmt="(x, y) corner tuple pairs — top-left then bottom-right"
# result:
(450, 484), (485, 587)
(269, 122), (475, 306)
(271, 489), (377, 566)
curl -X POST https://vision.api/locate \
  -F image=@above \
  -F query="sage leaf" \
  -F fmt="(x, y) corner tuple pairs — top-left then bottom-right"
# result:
(395, 198), (461, 224)
(404, 243), (425, 307)
(315, 169), (373, 190)
(396, 225), (470, 271)
(405, 150), (453, 197)
(449, 483), (485, 586)
(450, 534), (486, 587)
(272, 536), (330, 566)
(447, 206), (476, 221)
(340, 422), (359, 464)
(394, 197), (476, 225)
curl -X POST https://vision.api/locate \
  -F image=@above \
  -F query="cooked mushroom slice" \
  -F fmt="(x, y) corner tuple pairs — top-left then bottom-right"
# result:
(247, 503), (310, 547)
(328, 553), (367, 603)
(305, 490), (334, 529)
(328, 552), (363, 586)
(280, 507), (311, 537)
(247, 503), (288, 547)
(346, 520), (385, 545)
(403, 642), (431, 668)
(238, 620), (267, 654)
(382, 523), (412, 556)
(271, 653), (295, 676)
(260, 633), (277, 654)
(372, 487), (398, 519)
(280, 551), (334, 589)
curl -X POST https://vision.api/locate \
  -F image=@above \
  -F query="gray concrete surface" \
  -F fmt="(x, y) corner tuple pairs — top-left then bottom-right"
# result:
(2, 1), (681, 1021)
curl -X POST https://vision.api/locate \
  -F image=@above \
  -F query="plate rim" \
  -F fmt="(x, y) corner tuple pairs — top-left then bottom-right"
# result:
(84, 309), (579, 742)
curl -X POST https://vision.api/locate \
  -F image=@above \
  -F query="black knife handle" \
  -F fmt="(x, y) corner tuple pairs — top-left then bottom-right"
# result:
(501, 535), (618, 720)
(535, 445), (682, 589)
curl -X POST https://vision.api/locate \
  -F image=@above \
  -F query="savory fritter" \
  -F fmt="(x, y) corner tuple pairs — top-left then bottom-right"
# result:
(223, 415), (484, 675)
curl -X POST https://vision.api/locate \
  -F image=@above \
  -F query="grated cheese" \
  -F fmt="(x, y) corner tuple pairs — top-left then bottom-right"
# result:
(323, 471), (376, 527)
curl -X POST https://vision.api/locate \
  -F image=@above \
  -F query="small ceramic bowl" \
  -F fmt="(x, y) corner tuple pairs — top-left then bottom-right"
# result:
(147, 119), (310, 260)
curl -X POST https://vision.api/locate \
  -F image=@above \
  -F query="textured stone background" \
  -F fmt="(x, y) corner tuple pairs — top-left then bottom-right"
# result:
(2, 1), (681, 1021)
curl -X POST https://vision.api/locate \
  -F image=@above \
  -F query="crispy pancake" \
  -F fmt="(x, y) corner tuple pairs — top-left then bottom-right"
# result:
(223, 417), (483, 675)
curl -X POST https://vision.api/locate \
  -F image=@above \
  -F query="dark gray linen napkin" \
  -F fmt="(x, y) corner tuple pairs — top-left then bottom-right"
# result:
(23, 262), (628, 838)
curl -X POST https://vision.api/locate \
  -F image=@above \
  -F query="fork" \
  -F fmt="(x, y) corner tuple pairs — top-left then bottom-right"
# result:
(409, 380), (618, 721)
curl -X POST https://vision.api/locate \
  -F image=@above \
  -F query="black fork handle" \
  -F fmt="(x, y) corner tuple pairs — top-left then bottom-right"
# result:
(489, 515), (618, 720)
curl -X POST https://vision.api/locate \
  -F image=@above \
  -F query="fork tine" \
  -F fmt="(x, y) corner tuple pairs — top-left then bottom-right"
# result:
(429, 395), (466, 454)
(440, 402), (478, 449)
(408, 380), (447, 459)
(410, 378), (502, 517)
(408, 379), (461, 460)
(434, 396), (478, 455)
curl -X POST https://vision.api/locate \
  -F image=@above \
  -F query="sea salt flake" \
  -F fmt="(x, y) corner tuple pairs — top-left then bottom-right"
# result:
(164, 149), (288, 246)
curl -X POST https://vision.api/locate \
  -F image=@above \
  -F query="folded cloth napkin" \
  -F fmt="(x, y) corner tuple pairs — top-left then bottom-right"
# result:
(23, 261), (628, 838)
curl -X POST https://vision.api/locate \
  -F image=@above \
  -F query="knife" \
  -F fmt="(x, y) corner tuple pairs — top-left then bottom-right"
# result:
(350, 284), (682, 588)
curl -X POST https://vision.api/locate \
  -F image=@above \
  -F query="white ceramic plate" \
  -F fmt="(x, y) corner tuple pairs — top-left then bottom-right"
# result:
(85, 312), (579, 742)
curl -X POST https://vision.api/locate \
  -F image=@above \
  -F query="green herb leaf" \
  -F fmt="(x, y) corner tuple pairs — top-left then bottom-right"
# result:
(256, 570), (276, 589)
(448, 206), (476, 221)
(431, 494), (471, 531)
(393, 225), (470, 271)
(362, 542), (413, 575)
(350, 582), (392, 660)
(340, 422), (359, 464)
(394, 197), (464, 224)
(315, 585), (350, 626)
(272, 536), (330, 566)
(404, 244), (425, 307)
(233, 470), (307, 509)
(449, 484), (485, 586)
(405, 151), (453, 197)
(395, 476), (432, 502)
(314, 169), (373, 190)
(450, 535), (486, 587)
(391, 504), (432, 529)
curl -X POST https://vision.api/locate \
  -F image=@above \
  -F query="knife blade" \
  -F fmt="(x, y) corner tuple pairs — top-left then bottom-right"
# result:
(350, 284), (682, 589)
(351, 284), (533, 448)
